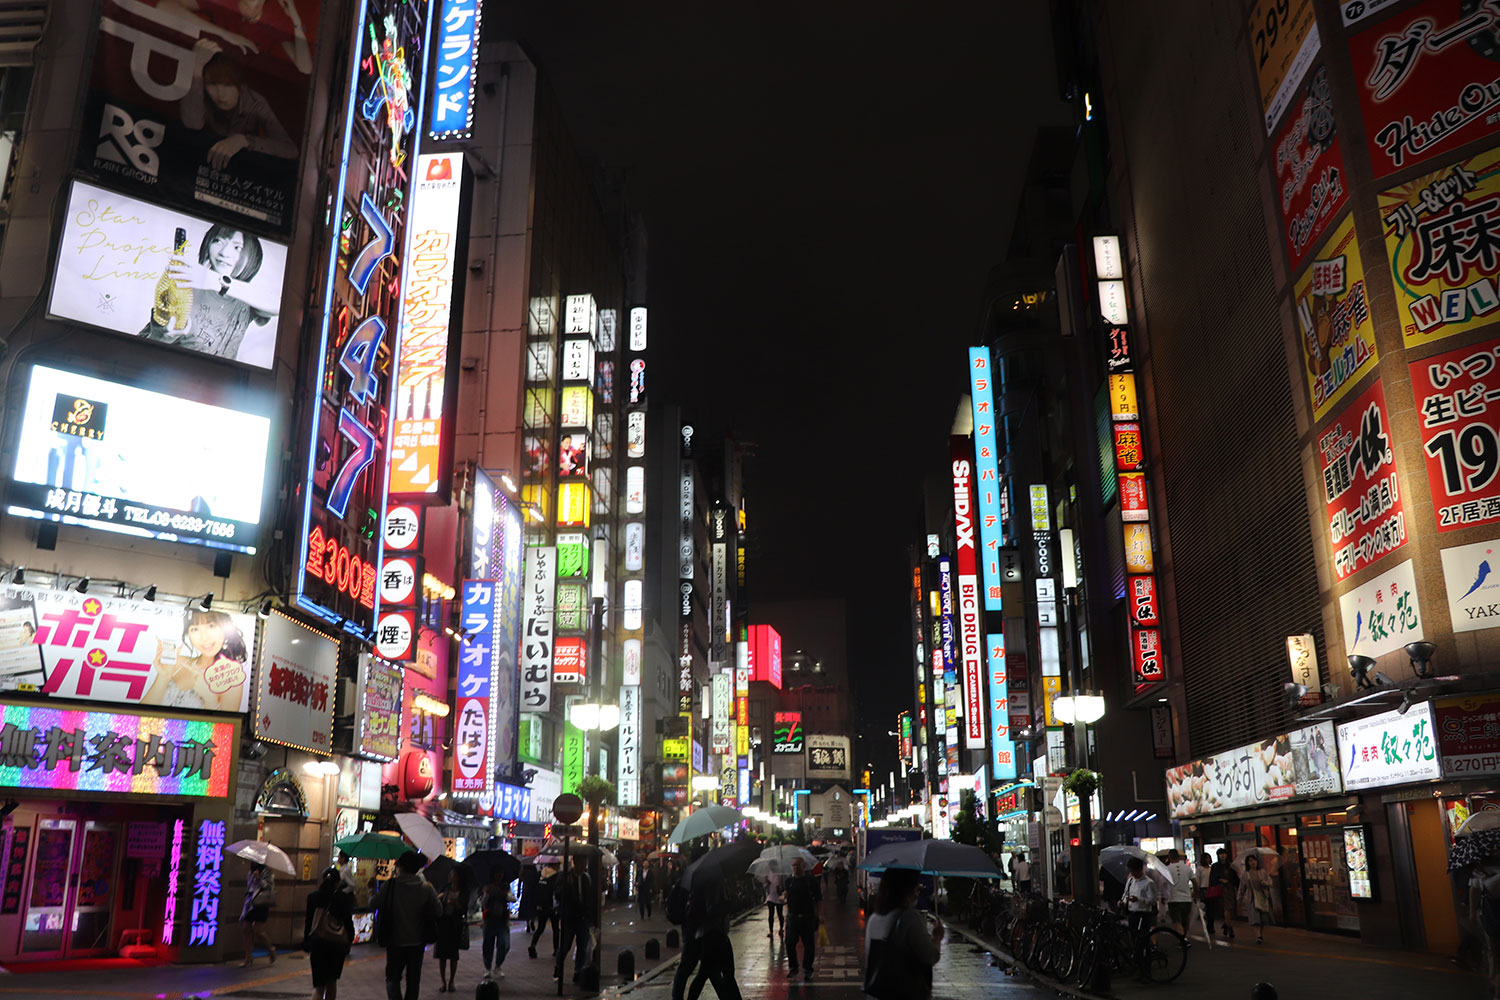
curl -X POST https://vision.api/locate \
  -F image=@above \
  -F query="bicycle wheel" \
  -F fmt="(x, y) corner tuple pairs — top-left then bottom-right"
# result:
(1047, 925), (1079, 982)
(1145, 926), (1188, 983)
(1076, 935), (1100, 989)
(1010, 919), (1031, 963)
(1104, 922), (1135, 973)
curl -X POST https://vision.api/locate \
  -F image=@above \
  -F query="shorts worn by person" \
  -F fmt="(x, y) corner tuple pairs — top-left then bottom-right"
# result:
(1164, 852), (1195, 934)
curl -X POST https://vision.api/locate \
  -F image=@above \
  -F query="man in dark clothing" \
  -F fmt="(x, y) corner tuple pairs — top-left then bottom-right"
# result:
(783, 857), (821, 979)
(528, 868), (559, 958)
(1209, 849), (1240, 940)
(638, 861), (655, 918)
(684, 872), (743, 1000)
(553, 864), (594, 983)
(376, 851), (440, 1000)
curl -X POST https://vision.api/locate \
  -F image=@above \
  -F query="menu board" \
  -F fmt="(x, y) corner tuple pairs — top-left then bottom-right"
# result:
(1344, 824), (1372, 899)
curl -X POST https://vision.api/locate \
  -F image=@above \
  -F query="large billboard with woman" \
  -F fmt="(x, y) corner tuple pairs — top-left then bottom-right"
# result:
(79, 0), (320, 232)
(48, 180), (288, 369)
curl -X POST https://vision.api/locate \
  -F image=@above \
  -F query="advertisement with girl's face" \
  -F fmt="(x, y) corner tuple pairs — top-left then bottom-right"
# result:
(49, 181), (288, 369)
(0, 585), (255, 713)
(80, 0), (320, 232)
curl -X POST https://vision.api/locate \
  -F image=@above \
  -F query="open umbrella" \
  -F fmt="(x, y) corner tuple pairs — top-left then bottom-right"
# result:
(224, 839), (295, 875)
(759, 845), (817, 866)
(859, 840), (1004, 878)
(1450, 828), (1500, 871)
(648, 850), (679, 861)
(335, 831), (412, 860)
(1230, 847), (1282, 875)
(1099, 845), (1174, 885)
(1460, 810), (1500, 837)
(681, 839), (759, 889)
(666, 806), (744, 845)
(424, 855), (472, 890)
(395, 812), (446, 861)
(466, 848), (522, 886)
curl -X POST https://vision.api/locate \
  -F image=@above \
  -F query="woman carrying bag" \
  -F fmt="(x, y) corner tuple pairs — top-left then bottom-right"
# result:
(863, 868), (943, 1000)
(304, 867), (355, 1000)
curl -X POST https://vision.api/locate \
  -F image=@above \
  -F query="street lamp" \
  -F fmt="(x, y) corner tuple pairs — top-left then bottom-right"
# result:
(1051, 692), (1106, 725)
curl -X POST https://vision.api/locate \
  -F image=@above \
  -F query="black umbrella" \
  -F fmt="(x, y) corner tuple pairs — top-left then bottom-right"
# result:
(424, 855), (472, 890)
(681, 839), (758, 890)
(467, 848), (523, 885)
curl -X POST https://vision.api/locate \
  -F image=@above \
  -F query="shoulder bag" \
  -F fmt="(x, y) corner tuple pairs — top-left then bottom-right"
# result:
(310, 903), (350, 949)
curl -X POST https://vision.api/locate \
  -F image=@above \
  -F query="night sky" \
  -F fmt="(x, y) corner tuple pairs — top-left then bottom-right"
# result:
(499, 4), (1070, 776)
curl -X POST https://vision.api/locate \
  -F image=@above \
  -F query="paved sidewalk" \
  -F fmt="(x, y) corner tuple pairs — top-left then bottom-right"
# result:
(953, 910), (1494, 1000)
(0, 903), (683, 1000)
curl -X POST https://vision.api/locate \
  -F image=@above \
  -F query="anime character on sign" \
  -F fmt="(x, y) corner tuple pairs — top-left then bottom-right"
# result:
(141, 223), (280, 363)
(360, 14), (414, 167)
(145, 608), (250, 711)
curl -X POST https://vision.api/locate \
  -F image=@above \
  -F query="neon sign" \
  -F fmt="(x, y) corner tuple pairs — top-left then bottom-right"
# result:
(162, 818), (184, 945)
(0, 703), (233, 797)
(189, 820), (226, 946)
(295, 0), (435, 638)
(430, 0), (482, 140)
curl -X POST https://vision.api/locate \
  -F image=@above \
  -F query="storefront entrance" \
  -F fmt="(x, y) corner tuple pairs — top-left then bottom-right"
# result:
(19, 818), (123, 957)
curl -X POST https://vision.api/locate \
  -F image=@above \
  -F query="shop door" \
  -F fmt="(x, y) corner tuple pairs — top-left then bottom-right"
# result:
(19, 819), (121, 957)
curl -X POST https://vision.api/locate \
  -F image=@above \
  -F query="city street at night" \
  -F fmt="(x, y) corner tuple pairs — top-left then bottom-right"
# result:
(0, 0), (1495, 997)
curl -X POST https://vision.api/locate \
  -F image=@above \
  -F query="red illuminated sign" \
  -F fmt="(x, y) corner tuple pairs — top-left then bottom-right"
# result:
(1132, 628), (1164, 687)
(1114, 423), (1144, 470)
(748, 624), (783, 689)
(554, 637), (586, 684)
(1119, 471), (1149, 522)
(304, 526), (377, 610)
(950, 438), (987, 750)
(1128, 575), (1159, 627)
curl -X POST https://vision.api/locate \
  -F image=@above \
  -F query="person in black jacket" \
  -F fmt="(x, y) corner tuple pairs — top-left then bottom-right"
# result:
(528, 867), (559, 958)
(783, 857), (822, 979)
(686, 872), (743, 1000)
(304, 866), (355, 1000)
(552, 863), (594, 983)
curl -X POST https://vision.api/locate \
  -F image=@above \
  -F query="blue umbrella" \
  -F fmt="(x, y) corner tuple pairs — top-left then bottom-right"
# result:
(859, 839), (1004, 879)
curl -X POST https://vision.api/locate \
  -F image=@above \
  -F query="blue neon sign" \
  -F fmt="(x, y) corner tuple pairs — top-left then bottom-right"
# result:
(967, 347), (1005, 614)
(429, 0), (482, 140)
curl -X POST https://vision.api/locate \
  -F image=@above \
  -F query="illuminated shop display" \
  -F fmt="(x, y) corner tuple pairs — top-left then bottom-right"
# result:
(950, 442), (986, 749)
(1093, 235), (1165, 689)
(294, 0), (435, 638)
(188, 819), (226, 946)
(0, 702), (233, 797)
(253, 612), (339, 754)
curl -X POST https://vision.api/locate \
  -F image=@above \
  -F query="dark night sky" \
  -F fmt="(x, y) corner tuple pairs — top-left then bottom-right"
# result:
(499, 4), (1070, 775)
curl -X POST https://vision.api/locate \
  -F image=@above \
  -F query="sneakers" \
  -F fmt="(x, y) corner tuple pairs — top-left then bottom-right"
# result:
(529, 945), (538, 958)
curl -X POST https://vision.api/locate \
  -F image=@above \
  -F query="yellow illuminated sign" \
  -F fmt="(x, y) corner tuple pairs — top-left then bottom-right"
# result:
(1123, 523), (1154, 574)
(557, 481), (591, 527)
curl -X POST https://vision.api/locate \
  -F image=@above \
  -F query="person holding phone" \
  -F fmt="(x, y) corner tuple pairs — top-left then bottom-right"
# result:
(1122, 856), (1158, 982)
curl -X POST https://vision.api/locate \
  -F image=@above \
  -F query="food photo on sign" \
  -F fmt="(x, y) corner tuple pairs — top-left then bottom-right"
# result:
(0, 584), (255, 713)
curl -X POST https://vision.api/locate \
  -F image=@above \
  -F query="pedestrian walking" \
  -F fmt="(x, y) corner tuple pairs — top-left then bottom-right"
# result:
(433, 867), (470, 991)
(685, 871), (745, 1000)
(553, 863), (594, 983)
(240, 862), (277, 967)
(1208, 848), (1239, 940)
(1164, 849), (1195, 937)
(1012, 851), (1032, 895)
(638, 861), (656, 919)
(304, 866), (355, 1000)
(1122, 856), (1158, 982)
(1468, 850), (1500, 1000)
(863, 867), (943, 999)
(518, 863), (540, 933)
(783, 856), (822, 980)
(1238, 855), (1274, 945)
(834, 859), (850, 904)
(669, 855), (706, 1000)
(375, 850), (441, 1000)
(527, 866), (560, 958)
(479, 867), (512, 979)
(764, 871), (784, 937)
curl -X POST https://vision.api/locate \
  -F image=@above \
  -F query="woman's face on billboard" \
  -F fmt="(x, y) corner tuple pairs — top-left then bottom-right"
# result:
(188, 619), (227, 658)
(208, 232), (246, 274)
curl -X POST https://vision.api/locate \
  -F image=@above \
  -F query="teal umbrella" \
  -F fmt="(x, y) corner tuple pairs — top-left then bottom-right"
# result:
(335, 832), (412, 860)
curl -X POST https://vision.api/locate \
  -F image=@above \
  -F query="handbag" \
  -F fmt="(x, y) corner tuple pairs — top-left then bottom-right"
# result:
(251, 877), (277, 909)
(817, 923), (831, 948)
(863, 909), (931, 1000)
(310, 905), (349, 949)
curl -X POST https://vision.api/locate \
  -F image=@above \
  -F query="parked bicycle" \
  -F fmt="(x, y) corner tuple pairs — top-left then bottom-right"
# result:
(1076, 904), (1187, 985)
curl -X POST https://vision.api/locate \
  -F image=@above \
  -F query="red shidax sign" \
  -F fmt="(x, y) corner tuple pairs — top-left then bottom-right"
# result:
(951, 436), (986, 750)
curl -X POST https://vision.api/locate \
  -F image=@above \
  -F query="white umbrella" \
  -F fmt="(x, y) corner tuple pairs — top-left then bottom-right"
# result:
(395, 812), (446, 861)
(1231, 847), (1282, 874)
(666, 806), (745, 845)
(1099, 845), (1174, 884)
(759, 845), (818, 866)
(224, 839), (295, 875)
(1459, 811), (1500, 836)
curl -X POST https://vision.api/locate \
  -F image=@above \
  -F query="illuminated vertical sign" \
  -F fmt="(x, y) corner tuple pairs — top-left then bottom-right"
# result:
(188, 819), (225, 947)
(951, 440), (986, 749)
(389, 152), (466, 500)
(748, 624), (783, 688)
(619, 684), (641, 806)
(296, 0), (435, 637)
(969, 347), (1015, 778)
(710, 503), (731, 663)
(520, 547), (556, 712)
(1092, 235), (1165, 689)
(428, 0), (482, 140)
(711, 672), (732, 754)
(162, 818), (184, 945)
(455, 580), (497, 794)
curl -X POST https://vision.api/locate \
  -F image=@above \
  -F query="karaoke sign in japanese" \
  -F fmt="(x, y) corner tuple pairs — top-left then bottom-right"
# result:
(454, 580), (498, 794)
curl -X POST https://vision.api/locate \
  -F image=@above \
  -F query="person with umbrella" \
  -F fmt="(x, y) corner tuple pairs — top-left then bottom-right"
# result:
(1237, 854), (1273, 945)
(528, 865), (560, 959)
(304, 866), (355, 1000)
(433, 866), (470, 992)
(1209, 848), (1239, 940)
(478, 865), (512, 980)
(684, 867), (744, 1000)
(1122, 856), (1159, 981)
(518, 863), (540, 933)
(375, 851), (441, 1000)
(553, 862), (593, 984)
(784, 856), (822, 980)
(863, 867), (943, 999)
(240, 861), (277, 967)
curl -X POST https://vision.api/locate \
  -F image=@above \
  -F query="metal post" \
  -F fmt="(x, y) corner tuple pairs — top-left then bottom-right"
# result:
(587, 597), (604, 973)
(1062, 587), (1095, 906)
(558, 829), (569, 997)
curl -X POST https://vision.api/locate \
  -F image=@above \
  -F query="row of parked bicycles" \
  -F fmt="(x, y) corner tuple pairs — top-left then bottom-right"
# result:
(965, 883), (1188, 986)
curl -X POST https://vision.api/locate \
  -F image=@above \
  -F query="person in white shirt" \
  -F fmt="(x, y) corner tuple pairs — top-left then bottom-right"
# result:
(1122, 856), (1158, 981)
(1163, 849), (1195, 936)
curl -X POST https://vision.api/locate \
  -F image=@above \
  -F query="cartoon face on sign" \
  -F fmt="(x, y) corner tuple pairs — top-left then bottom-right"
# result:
(400, 750), (433, 800)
